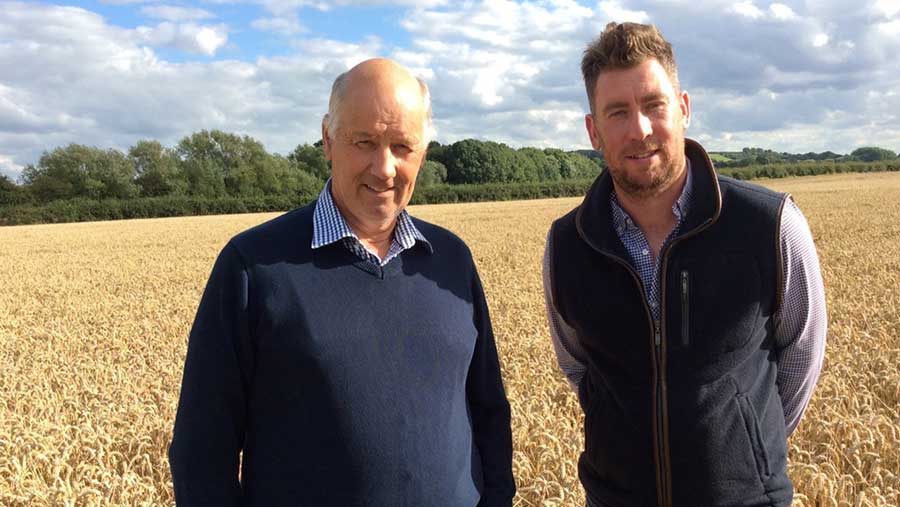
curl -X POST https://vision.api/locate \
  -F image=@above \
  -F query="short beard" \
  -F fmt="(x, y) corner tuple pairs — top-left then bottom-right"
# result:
(609, 137), (686, 200)
(612, 162), (681, 199)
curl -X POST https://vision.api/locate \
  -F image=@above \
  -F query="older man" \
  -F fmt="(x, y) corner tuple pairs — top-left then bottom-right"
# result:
(543, 23), (826, 506)
(169, 58), (515, 506)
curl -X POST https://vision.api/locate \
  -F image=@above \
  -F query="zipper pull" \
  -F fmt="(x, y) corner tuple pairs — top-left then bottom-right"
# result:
(654, 319), (661, 346)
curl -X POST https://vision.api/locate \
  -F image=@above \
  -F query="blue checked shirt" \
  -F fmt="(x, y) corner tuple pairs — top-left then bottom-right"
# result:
(543, 161), (827, 437)
(610, 165), (695, 321)
(311, 179), (431, 267)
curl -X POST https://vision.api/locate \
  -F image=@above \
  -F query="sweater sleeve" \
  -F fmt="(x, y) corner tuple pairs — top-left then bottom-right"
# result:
(467, 268), (516, 507)
(169, 242), (254, 506)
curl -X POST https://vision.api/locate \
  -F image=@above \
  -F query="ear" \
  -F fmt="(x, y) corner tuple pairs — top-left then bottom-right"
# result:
(321, 117), (333, 161)
(585, 113), (604, 151)
(680, 89), (691, 129)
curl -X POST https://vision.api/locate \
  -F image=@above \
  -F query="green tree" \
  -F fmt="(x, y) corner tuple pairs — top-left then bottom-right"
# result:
(445, 139), (520, 184)
(740, 147), (782, 164)
(850, 147), (897, 162)
(426, 140), (449, 167)
(23, 144), (137, 202)
(92, 149), (138, 199)
(544, 149), (602, 180)
(22, 162), (72, 202)
(445, 139), (489, 184)
(176, 132), (226, 197)
(269, 154), (323, 196)
(517, 147), (558, 181)
(416, 160), (447, 187)
(0, 174), (30, 206)
(129, 140), (184, 197)
(566, 152), (603, 179)
(176, 130), (277, 197)
(572, 149), (605, 167)
(288, 143), (330, 181)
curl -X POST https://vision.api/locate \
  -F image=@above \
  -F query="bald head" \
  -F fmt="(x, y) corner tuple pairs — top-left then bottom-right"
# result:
(324, 58), (432, 145)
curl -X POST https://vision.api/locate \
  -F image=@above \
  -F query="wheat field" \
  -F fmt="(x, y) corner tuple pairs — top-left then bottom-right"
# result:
(1, 172), (898, 506)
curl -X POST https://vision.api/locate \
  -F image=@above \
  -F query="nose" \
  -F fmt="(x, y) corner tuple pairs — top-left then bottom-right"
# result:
(626, 111), (653, 141)
(370, 145), (397, 180)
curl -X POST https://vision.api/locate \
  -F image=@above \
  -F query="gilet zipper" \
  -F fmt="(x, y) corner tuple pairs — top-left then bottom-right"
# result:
(584, 250), (663, 505)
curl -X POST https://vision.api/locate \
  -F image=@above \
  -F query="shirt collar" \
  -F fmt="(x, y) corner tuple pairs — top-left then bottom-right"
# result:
(311, 179), (432, 253)
(674, 158), (694, 221)
(610, 157), (694, 234)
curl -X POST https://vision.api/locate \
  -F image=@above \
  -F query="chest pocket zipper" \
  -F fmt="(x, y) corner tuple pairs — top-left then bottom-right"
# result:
(681, 270), (690, 347)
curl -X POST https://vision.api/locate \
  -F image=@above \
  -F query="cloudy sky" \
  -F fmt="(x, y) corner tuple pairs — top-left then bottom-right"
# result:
(2, 0), (899, 180)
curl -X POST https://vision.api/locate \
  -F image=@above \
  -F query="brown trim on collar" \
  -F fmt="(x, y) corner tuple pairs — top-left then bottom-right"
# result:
(575, 138), (724, 256)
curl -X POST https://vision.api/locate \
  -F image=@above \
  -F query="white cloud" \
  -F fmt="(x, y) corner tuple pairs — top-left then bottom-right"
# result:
(262, 0), (448, 11)
(252, 14), (306, 35)
(812, 33), (830, 47)
(291, 36), (383, 69)
(768, 3), (796, 21)
(732, 1), (764, 19)
(2, 0), (900, 182)
(402, 0), (595, 49)
(0, 154), (23, 181)
(135, 22), (229, 56)
(599, 0), (648, 23)
(878, 19), (900, 36)
(873, 0), (900, 18)
(403, 0), (900, 152)
(398, 0), (602, 144)
(100, 0), (155, 4)
(0, 2), (371, 178)
(140, 5), (215, 21)
(195, 26), (228, 55)
(259, 0), (323, 15)
(255, 0), (447, 15)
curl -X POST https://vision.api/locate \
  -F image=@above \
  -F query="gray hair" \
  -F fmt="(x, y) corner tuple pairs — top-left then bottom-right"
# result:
(323, 71), (433, 147)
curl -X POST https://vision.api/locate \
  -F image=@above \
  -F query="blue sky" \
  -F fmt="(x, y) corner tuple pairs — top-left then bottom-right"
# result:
(1, 0), (899, 180)
(63, 1), (419, 61)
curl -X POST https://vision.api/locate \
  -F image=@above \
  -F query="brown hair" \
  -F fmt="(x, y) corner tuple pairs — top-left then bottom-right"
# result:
(582, 22), (679, 114)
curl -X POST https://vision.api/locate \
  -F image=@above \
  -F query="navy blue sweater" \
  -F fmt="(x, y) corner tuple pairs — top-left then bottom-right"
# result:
(169, 203), (515, 506)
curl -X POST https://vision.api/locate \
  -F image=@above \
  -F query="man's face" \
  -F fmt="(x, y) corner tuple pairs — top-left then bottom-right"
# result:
(585, 58), (690, 199)
(322, 78), (427, 234)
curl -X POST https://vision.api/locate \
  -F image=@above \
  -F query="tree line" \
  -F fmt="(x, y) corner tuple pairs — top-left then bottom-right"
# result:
(1, 131), (897, 225)
(713, 146), (898, 167)
(0, 130), (604, 207)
